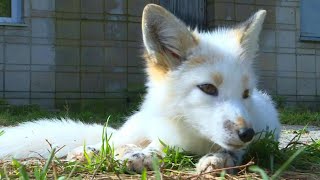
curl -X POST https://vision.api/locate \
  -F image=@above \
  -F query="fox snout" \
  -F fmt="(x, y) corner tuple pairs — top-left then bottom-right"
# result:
(224, 116), (255, 144)
(235, 117), (255, 142)
(238, 127), (255, 142)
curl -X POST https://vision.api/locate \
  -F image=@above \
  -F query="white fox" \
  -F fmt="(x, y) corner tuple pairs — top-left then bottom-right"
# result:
(0, 4), (281, 173)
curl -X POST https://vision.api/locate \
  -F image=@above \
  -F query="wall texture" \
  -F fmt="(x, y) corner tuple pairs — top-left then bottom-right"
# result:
(209, 0), (320, 107)
(0, 0), (318, 109)
(0, 0), (154, 109)
(54, 0), (153, 110)
(0, 0), (56, 108)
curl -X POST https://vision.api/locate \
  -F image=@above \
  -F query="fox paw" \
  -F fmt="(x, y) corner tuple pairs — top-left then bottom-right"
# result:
(122, 151), (153, 172)
(196, 152), (235, 174)
(116, 144), (163, 173)
(66, 146), (99, 162)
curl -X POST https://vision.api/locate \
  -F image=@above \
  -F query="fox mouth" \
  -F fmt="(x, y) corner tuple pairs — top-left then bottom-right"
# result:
(224, 142), (247, 150)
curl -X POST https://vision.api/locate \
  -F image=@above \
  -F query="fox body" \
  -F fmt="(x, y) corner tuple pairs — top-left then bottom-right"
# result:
(0, 4), (280, 173)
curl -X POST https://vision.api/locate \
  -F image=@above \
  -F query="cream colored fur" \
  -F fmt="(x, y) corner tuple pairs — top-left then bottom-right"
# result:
(0, 4), (281, 173)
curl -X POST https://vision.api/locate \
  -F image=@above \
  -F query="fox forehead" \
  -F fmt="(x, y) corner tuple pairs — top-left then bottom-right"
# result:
(190, 29), (245, 63)
(182, 30), (250, 65)
(182, 62), (254, 87)
(175, 29), (256, 87)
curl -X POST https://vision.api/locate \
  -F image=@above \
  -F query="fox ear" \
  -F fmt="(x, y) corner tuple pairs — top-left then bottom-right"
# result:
(236, 10), (266, 59)
(142, 4), (197, 71)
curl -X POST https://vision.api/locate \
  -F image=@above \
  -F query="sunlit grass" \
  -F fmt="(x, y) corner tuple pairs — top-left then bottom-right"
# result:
(279, 107), (320, 126)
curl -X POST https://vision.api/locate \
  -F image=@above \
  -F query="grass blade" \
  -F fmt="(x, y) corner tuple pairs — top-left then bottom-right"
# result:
(83, 144), (92, 165)
(19, 165), (30, 180)
(66, 161), (80, 179)
(41, 147), (56, 179)
(3, 165), (10, 180)
(271, 147), (305, 180)
(12, 159), (30, 180)
(34, 167), (41, 179)
(249, 165), (269, 180)
(219, 170), (226, 179)
(141, 168), (147, 180)
(152, 155), (161, 180)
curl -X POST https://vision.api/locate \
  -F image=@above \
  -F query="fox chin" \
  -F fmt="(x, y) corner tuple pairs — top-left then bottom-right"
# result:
(0, 4), (281, 174)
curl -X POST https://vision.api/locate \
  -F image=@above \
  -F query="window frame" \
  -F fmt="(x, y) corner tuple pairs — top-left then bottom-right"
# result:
(0, 0), (22, 24)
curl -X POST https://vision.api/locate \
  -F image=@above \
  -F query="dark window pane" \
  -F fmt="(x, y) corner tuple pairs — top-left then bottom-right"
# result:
(0, 0), (11, 17)
(300, 0), (320, 41)
(160, 0), (207, 31)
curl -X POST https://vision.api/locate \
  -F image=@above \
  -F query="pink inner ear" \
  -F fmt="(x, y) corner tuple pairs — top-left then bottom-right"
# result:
(170, 51), (180, 59)
(164, 48), (180, 59)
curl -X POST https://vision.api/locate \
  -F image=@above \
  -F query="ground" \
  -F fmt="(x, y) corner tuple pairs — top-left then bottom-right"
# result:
(280, 125), (320, 148)
(0, 104), (320, 179)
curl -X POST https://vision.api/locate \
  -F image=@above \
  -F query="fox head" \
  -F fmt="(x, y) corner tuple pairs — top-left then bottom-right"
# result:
(142, 4), (266, 151)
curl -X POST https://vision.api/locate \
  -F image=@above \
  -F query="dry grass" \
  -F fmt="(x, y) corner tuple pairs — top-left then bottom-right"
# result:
(0, 154), (320, 180)
(1, 158), (319, 180)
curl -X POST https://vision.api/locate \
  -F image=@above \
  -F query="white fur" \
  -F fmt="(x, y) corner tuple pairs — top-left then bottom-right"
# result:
(0, 4), (280, 173)
(0, 119), (113, 159)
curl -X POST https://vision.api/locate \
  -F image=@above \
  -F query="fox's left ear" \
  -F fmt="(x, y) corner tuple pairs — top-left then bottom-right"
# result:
(236, 10), (266, 58)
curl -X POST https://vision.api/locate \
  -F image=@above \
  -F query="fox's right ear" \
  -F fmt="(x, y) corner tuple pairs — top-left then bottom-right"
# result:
(142, 4), (198, 72)
(235, 10), (266, 60)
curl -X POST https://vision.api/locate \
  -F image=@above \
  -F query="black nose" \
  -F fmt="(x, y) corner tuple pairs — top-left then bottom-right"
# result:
(238, 128), (255, 143)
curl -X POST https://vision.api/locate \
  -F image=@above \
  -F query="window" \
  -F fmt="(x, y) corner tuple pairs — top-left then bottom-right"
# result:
(0, 0), (22, 24)
(300, 0), (320, 41)
(159, 0), (207, 31)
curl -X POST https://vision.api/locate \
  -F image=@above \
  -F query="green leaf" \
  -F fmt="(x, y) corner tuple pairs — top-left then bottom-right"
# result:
(141, 168), (147, 180)
(12, 159), (30, 180)
(40, 147), (56, 179)
(33, 167), (41, 179)
(219, 170), (226, 179)
(249, 165), (269, 180)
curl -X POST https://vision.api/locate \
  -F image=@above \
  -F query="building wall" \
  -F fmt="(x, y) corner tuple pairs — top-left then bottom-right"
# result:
(54, 0), (153, 110)
(208, 0), (320, 107)
(0, 0), (56, 108)
(0, 0), (153, 109)
(0, 0), (319, 109)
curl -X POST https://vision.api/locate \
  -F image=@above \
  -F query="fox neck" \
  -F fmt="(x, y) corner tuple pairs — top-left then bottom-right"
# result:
(143, 74), (176, 113)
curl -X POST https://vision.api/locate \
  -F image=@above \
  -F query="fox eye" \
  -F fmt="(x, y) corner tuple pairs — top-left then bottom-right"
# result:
(243, 89), (250, 99)
(197, 84), (218, 96)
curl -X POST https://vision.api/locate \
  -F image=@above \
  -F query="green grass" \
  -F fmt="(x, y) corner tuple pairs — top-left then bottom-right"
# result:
(0, 101), (138, 127)
(244, 130), (320, 175)
(159, 140), (196, 171)
(272, 95), (320, 126)
(1, 101), (320, 127)
(279, 107), (320, 126)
